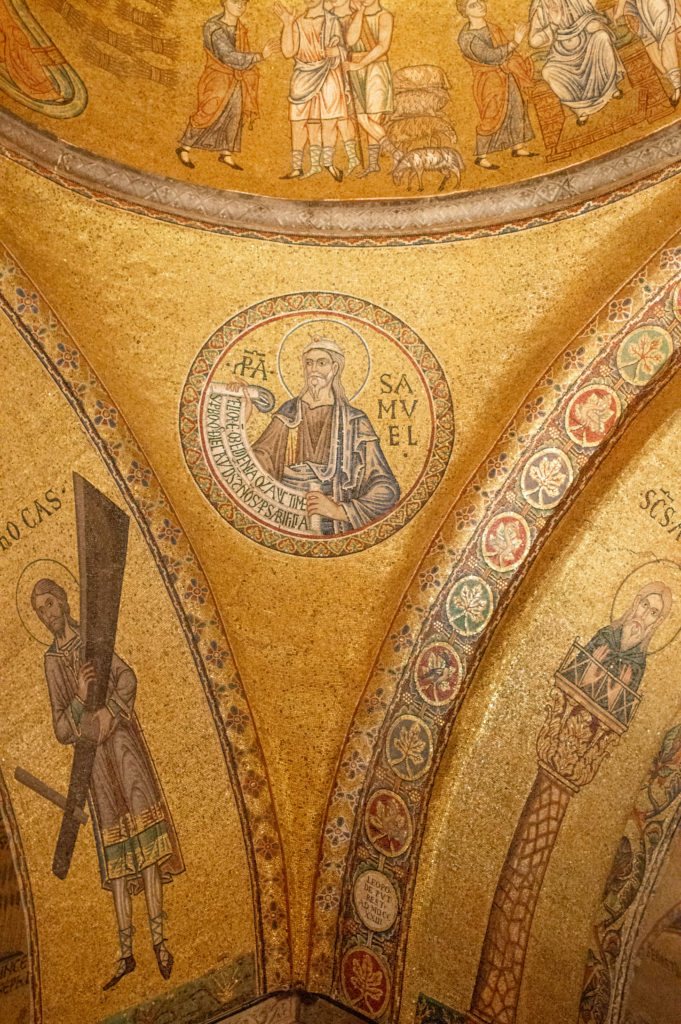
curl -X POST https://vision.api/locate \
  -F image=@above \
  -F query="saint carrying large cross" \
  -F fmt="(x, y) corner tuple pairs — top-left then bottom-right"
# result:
(15, 474), (184, 991)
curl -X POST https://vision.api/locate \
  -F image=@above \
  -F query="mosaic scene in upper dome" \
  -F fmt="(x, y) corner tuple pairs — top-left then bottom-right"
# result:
(1, 0), (680, 200)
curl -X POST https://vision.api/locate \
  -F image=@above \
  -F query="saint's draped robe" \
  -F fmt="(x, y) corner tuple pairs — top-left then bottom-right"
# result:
(251, 397), (400, 533)
(458, 22), (535, 156)
(623, 0), (677, 48)
(562, 622), (648, 727)
(44, 632), (184, 892)
(180, 17), (260, 152)
(288, 10), (347, 122)
(530, 0), (625, 116)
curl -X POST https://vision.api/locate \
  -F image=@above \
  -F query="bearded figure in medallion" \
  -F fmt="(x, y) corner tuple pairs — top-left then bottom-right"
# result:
(242, 335), (400, 534)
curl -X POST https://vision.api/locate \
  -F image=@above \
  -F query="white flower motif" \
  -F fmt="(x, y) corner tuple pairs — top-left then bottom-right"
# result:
(573, 393), (613, 435)
(528, 456), (567, 499)
(456, 582), (487, 623)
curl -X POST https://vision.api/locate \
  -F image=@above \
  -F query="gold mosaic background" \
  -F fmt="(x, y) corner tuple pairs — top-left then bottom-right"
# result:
(2, 115), (681, 1024)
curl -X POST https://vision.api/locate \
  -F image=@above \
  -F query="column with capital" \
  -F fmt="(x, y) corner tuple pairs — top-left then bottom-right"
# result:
(467, 638), (643, 1024)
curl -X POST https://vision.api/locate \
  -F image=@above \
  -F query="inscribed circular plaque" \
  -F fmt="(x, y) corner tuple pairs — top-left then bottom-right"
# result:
(180, 293), (454, 557)
(353, 870), (399, 933)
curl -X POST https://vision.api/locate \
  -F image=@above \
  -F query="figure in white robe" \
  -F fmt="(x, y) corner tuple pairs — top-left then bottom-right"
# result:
(616, 0), (681, 105)
(275, 0), (348, 180)
(529, 0), (625, 124)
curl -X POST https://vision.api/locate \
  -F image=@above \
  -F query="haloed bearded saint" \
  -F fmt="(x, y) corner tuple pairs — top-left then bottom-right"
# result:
(246, 336), (400, 534)
(30, 578), (184, 992)
(573, 582), (673, 693)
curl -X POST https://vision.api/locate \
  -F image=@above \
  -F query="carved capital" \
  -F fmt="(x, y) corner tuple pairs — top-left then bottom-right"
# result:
(537, 685), (620, 791)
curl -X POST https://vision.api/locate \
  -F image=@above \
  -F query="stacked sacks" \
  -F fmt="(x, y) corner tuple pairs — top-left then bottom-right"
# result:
(386, 65), (465, 192)
(387, 65), (457, 149)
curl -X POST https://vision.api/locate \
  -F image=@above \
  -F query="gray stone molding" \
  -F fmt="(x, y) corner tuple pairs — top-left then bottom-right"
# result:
(1, 107), (680, 241)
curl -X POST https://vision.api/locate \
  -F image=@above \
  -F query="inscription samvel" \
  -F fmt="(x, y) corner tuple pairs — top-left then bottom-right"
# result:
(378, 373), (418, 448)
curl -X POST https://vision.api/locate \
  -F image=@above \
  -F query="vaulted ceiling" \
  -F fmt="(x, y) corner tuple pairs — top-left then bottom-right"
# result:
(2, 4), (681, 1024)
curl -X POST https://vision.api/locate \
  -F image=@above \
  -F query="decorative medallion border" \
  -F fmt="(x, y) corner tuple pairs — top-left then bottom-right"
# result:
(1, 110), (681, 246)
(307, 239), (681, 1019)
(0, 245), (293, 994)
(180, 293), (454, 557)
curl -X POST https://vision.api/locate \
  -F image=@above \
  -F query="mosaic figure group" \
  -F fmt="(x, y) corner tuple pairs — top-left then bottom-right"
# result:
(457, 0), (681, 171)
(177, 0), (400, 181)
(177, 0), (681, 184)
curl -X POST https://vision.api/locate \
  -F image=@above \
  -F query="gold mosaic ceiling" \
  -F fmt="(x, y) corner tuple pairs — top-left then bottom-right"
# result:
(2, 4), (681, 1024)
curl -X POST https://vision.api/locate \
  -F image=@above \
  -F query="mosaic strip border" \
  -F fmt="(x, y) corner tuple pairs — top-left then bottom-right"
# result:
(307, 240), (681, 1018)
(0, 109), (680, 245)
(0, 246), (293, 995)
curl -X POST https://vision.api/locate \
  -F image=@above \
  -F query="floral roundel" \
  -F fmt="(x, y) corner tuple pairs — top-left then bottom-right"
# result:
(565, 385), (620, 448)
(617, 325), (673, 386)
(481, 513), (532, 573)
(340, 946), (392, 1020)
(364, 790), (413, 859)
(180, 293), (454, 557)
(520, 448), (574, 511)
(446, 575), (494, 635)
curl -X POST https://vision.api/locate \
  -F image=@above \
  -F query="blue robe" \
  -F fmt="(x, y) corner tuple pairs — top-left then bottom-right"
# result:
(251, 397), (400, 534)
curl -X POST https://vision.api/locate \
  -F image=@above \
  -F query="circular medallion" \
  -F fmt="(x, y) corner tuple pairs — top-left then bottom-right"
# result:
(353, 870), (399, 933)
(340, 946), (391, 1020)
(385, 715), (434, 782)
(415, 642), (463, 707)
(481, 512), (531, 573)
(365, 790), (413, 859)
(180, 293), (454, 557)
(617, 325), (673, 387)
(445, 575), (494, 635)
(520, 447), (573, 511)
(565, 385), (620, 448)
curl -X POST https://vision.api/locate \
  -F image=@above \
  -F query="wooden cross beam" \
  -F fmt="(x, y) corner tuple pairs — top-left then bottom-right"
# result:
(14, 766), (88, 826)
(51, 473), (130, 880)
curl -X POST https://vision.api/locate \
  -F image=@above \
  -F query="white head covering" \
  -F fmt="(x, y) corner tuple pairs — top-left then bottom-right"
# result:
(302, 336), (345, 359)
(301, 336), (348, 404)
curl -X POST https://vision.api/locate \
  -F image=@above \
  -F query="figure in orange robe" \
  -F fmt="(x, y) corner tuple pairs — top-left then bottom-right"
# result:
(178, 0), (275, 170)
(0, 0), (61, 101)
(457, 0), (537, 169)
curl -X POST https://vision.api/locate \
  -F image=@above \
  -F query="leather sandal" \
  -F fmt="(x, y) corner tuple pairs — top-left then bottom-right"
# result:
(154, 942), (174, 981)
(175, 147), (194, 169)
(102, 955), (136, 991)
